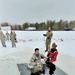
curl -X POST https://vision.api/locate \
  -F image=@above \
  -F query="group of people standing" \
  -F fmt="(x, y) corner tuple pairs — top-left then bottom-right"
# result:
(29, 27), (58, 75)
(0, 31), (17, 47)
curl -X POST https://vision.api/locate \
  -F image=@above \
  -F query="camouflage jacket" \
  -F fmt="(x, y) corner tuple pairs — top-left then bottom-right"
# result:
(46, 31), (53, 40)
(30, 53), (45, 66)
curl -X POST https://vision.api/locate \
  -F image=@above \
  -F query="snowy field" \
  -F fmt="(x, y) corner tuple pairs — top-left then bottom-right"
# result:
(0, 31), (75, 75)
(1, 31), (75, 57)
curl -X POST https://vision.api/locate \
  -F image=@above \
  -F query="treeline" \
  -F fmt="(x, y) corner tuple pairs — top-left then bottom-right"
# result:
(1, 19), (75, 30)
(22, 19), (75, 30)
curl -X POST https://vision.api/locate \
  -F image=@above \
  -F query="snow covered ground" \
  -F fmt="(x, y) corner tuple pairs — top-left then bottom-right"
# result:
(0, 31), (75, 75)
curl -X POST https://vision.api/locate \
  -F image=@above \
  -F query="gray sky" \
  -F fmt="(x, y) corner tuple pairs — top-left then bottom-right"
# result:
(0, 0), (75, 24)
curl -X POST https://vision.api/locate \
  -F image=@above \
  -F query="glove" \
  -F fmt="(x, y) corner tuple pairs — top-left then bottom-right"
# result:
(45, 57), (50, 64)
(43, 34), (46, 36)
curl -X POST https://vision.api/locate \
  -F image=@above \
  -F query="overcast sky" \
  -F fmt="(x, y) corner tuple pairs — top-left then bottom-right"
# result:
(0, 0), (75, 24)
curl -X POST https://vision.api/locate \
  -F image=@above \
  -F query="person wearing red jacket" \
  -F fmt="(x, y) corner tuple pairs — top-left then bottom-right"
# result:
(45, 43), (58, 75)
(47, 42), (58, 62)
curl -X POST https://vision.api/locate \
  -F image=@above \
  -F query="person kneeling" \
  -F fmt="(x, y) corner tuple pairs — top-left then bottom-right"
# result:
(45, 43), (58, 75)
(30, 48), (46, 75)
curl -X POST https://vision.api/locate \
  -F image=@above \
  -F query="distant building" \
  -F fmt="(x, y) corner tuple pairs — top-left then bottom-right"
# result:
(1, 22), (11, 31)
(1, 26), (11, 31)
(25, 27), (36, 31)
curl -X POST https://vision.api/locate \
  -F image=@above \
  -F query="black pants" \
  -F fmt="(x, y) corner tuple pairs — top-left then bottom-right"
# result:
(46, 62), (56, 75)
(31, 72), (41, 75)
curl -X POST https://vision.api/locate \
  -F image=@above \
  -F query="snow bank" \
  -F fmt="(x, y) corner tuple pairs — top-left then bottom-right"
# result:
(55, 51), (75, 75)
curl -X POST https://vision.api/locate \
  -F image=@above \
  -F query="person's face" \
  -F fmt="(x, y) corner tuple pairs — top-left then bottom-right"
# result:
(35, 50), (39, 55)
(48, 27), (51, 31)
(48, 27), (51, 30)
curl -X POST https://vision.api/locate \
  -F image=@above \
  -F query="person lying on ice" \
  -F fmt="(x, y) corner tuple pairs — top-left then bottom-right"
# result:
(45, 42), (58, 75)
(30, 48), (46, 75)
